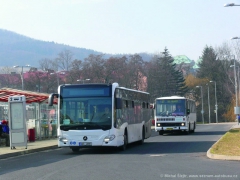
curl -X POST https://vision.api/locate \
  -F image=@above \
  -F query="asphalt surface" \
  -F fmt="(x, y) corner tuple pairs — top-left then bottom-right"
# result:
(0, 123), (239, 160)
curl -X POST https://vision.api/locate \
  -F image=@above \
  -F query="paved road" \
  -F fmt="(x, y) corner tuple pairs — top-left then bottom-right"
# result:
(0, 123), (239, 180)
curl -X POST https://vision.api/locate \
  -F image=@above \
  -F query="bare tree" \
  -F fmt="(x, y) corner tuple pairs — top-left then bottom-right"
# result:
(39, 58), (57, 72)
(81, 54), (105, 83)
(127, 54), (146, 91)
(104, 56), (128, 85)
(230, 39), (240, 61)
(55, 50), (74, 71)
(67, 59), (83, 84)
(0, 66), (20, 88)
(38, 58), (58, 92)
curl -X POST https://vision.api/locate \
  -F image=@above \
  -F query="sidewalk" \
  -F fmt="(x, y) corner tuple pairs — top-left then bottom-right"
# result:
(0, 138), (58, 159)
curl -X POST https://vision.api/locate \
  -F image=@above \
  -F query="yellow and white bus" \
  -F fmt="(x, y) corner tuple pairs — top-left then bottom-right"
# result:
(48, 82), (152, 152)
(154, 96), (196, 135)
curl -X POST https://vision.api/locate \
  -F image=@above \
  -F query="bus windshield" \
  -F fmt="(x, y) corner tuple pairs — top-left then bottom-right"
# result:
(156, 99), (186, 116)
(60, 97), (112, 130)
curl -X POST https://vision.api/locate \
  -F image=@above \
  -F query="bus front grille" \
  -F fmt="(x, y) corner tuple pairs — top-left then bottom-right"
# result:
(158, 123), (182, 127)
(157, 118), (175, 121)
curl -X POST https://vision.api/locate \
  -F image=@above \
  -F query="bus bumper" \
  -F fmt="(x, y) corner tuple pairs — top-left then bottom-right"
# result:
(57, 135), (124, 148)
(155, 126), (188, 132)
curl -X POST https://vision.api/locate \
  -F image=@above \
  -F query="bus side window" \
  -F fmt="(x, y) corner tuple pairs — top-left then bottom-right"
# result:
(126, 100), (128, 108)
(115, 98), (123, 109)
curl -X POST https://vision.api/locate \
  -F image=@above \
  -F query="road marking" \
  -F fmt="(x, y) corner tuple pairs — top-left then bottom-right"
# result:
(150, 154), (166, 157)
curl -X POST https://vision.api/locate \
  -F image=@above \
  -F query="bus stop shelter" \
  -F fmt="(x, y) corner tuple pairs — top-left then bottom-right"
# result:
(0, 88), (57, 141)
(0, 88), (49, 103)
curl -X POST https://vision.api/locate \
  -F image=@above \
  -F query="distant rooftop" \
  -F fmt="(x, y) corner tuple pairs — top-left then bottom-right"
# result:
(173, 55), (192, 64)
(192, 63), (199, 69)
(193, 57), (202, 69)
(196, 57), (203, 64)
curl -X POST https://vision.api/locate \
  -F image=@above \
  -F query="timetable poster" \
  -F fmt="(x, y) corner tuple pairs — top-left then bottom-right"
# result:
(11, 102), (24, 130)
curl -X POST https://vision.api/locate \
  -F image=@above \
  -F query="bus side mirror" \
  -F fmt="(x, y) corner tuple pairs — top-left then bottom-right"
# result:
(150, 104), (155, 109)
(187, 109), (190, 115)
(48, 93), (58, 106)
(115, 98), (122, 109)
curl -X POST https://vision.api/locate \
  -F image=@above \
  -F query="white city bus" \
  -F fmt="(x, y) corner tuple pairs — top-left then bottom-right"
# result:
(48, 82), (152, 152)
(154, 96), (196, 135)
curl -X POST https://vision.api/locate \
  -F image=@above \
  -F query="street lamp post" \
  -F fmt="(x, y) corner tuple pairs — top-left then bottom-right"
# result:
(77, 79), (90, 84)
(224, 3), (240, 7)
(231, 38), (240, 125)
(206, 84), (211, 124)
(210, 81), (218, 123)
(50, 71), (66, 87)
(231, 37), (240, 40)
(196, 86), (204, 124)
(230, 64), (240, 125)
(230, 57), (238, 108)
(231, 37), (240, 102)
(234, 66), (240, 106)
(13, 65), (31, 90)
(238, 66), (240, 105)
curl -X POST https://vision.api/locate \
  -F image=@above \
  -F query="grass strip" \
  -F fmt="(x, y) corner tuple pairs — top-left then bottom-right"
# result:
(210, 128), (240, 156)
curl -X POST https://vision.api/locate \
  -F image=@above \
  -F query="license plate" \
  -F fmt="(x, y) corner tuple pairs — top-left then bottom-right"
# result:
(79, 142), (92, 146)
(166, 128), (173, 130)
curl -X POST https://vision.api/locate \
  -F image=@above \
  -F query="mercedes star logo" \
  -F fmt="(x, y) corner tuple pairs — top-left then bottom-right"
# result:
(83, 136), (88, 141)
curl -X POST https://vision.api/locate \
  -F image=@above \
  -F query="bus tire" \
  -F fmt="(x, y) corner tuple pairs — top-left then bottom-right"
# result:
(71, 147), (80, 152)
(185, 124), (190, 135)
(138, 126), (145, 145)
(191, 122), (195, 133)
(159, 130), (163, 135)
(120, 131), (128, 151)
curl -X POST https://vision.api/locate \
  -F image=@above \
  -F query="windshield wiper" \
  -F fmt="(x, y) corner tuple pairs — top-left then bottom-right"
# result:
(60, 124), (84, 131)
(60, 122), (109, 131)
(88, 122), (109, 130)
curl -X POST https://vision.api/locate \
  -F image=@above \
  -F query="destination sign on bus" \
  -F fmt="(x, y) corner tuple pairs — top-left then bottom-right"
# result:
(62, 86), (111, 97)
(158, 100), (184, 103)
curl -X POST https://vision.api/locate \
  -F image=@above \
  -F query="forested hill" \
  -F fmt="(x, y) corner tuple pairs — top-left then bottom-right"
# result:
(0, 29), (103, 67)
(0, 29), (153, 67)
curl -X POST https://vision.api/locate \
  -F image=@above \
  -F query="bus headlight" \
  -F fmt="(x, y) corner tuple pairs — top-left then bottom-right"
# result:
(157, 123), (161, 127)
(104, 135), (116, 142)
(59, 136), (68, 142)
(181, 123), (185, 126)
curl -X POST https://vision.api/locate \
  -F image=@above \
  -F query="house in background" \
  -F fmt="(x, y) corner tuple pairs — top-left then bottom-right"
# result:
(173, 55), (200, 76)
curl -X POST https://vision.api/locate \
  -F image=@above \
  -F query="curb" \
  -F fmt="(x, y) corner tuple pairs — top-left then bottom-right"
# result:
(207, 149), (240, 161)
(206, 126), (240, 161)
(0, 145), (58, 159)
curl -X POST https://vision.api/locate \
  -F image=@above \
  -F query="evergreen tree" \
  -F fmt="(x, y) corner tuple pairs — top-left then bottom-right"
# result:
(197, 46), (219, 79)
(147, 47), (188, 101)
(196, 46), (232, 122)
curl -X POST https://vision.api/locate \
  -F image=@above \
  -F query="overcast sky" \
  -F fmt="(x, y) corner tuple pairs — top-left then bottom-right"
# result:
(1, 0), (240, 61)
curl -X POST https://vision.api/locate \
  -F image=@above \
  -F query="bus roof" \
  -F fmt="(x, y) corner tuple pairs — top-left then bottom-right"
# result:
(156, 96), (186, 100)
(118, 87), (149, 95)
(60, 83), (149, 95)
(155, 96), (195, 102)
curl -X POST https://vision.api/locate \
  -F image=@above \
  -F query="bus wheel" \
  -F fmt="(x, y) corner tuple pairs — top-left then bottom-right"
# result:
(159, 130), (163, 135)
(71, 147), (80, 152)
(185, 124), (190, 135)
(191, 123), (195, 133)
(120, 133), (128, 151)
(138, 127), (145, 145)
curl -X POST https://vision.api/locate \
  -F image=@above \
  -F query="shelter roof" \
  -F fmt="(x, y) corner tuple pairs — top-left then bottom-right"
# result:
(0, 88), (50, 104)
